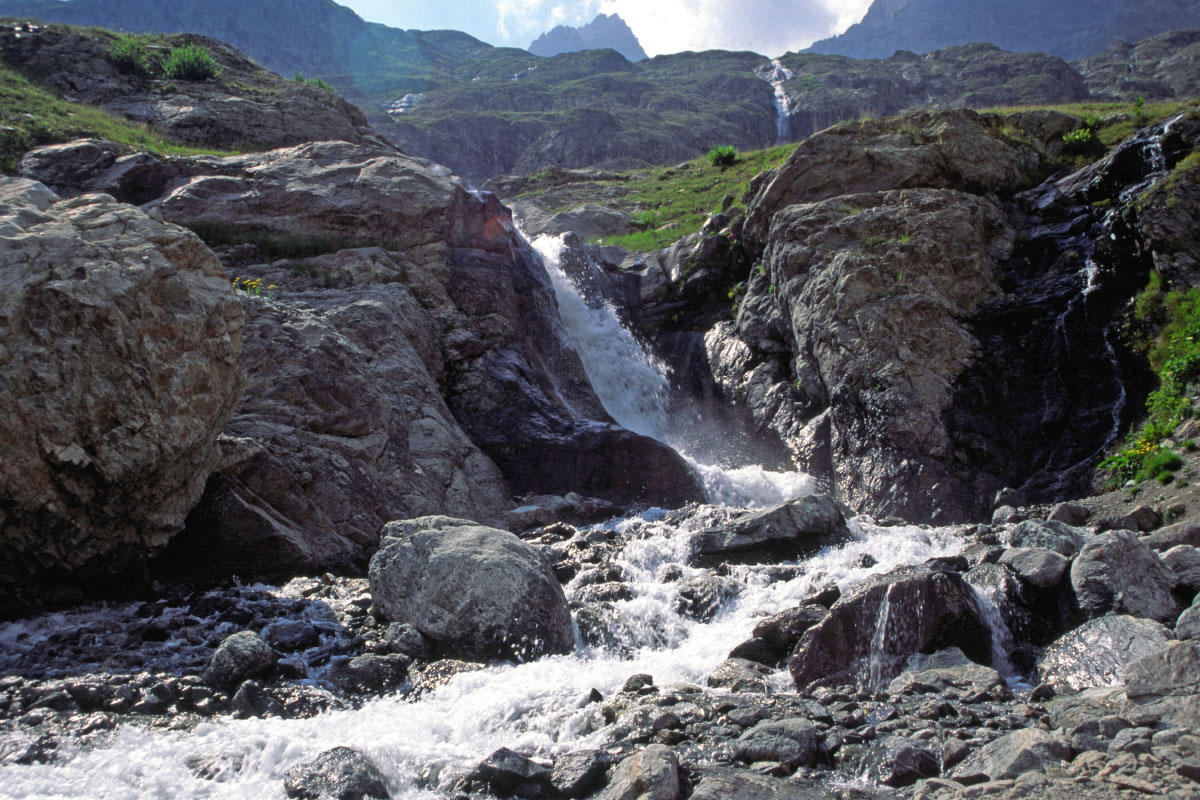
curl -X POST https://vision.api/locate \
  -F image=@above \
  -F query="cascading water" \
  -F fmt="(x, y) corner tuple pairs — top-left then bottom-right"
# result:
(757, 59), (795, 145)
(531, 234), (816, 508)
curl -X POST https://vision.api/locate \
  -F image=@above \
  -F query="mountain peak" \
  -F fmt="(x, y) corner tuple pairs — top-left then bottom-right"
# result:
(529, 13), (648, 62)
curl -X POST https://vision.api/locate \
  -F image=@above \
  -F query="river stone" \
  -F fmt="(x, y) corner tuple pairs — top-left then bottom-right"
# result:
(789, 565), (993, 689)
(368, 519), (574, 661)
(751, 605), (829, 660)
(204, 631), (277, 690)
(706, 658), (772, 693)
(688, 494), (849, 565)
(1070, 530), (1181, 622)
(326, 655), (410, 694)
(999, 547), (1069, 588)
(1178, 601), (1200, 640)
(598, 744), (679, 800)
(1038, 615), (1174, 692)
(852, 736), (940, 787)
(1163, 545), (1200, 593)
(0, 179), (244, 614)
(887, 647), (1003, 694)
(263, 621), (321, 653)
(283, 747), (389, 800)
(1126, 641), (1200, 698)
(1007, 519), (1087, 556)
(951, 728), (1071, 783)
(550, 750), (610, 799)
(689, 768), (828, 799)
(466, 747), (551, 796)
(734, 718), (821, 767)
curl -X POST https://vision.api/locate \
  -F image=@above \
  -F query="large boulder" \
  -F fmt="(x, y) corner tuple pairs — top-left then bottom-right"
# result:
(1007, 519), (1087, 556)
(688, 494), (849, 565)
(1070, 530), (1181, 622)
(204, 631), (277, 690)
(1038, 615), (1174, 692)
(368, 518), (574, 661)
(0, 178), (243, 615)
(788, 565), (994, 689)
(283, 747), (389, 800)
(597, 745), (679, 800)
(951, 728), (1070, 783)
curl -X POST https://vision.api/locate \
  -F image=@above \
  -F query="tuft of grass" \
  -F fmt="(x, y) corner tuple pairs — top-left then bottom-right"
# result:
(162, 44), (222, 81)
(707, 145), (737, 167)
(106, 34), (152, 76)
(0, 63), (232, 173)
(982, 98), (1192, 147)
(293, 72), (335, 93)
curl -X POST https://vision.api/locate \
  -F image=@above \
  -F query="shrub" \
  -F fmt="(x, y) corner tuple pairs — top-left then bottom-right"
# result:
(162, 44), (222, 81)
(708, 145), (737, 167)
(107, 35), (151, 75)
(293, 72), (334, 93)
(1062, 127), (1096, 154)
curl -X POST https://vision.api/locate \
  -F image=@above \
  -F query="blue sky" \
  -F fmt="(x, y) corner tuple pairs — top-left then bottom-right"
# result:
(340, 0), (874, 57)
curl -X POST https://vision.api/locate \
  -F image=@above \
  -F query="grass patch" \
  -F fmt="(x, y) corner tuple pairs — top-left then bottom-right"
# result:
(0, 63), (232, 173)
(106, 34), (152, 76)
(161, 44), (222, 81)
(572, 141), (800, 251)
(293, 72), (335, 93)
(983, 98), (1194, 148)
(1101, 281), (1200, 485)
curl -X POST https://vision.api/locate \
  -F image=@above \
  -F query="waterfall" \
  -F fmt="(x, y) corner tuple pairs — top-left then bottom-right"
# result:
(531, 234), (817, 508)
(757, 59), (795, 145)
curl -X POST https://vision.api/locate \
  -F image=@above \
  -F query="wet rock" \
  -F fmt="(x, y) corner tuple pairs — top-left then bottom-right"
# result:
(1007, 519), (1086, 557)
(851, 736), (940, 787)
(598, 744), (679, 800)
(368, 518), (574, 661)
(1070, 530), (1181, 622)
(998, 547), (1069, 588)
(706, 659), (772, 693)
(789, 566), (993, 689)
(204, 631), (277, 690)
(689, 768), (827, 799)
(1048, 503), (1089, 527)
(800, 581), (841, 608)
(887, 648), (1003, 694)
(1125, 641), (1200, 698)
(734, 718), (821, 767)
(263, 621), (321, 653)
(688, 495), (849, 565)
(326, 655), (410, 694)
(1039, 615), (1173, 692)
(728, 637), (780, 665)
(1162, 545), (1200, 594)
(381, 623), (431, 660)
(673, 575), (739, 621)
(283, 746), (389, 800)
(231, 680), (284, 718)
(951, 728), (1070, 783)
(466, 747), (551, 796)
(750, 605), (829, 661)
(550, 750), (610, 799)
(0, 179), (243, 615)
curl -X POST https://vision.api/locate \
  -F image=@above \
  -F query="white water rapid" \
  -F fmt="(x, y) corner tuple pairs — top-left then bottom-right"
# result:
(758, 59), (795, 145)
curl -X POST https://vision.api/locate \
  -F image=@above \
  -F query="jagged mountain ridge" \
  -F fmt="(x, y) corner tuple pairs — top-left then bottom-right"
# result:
(529, 13), (648, 62)
(809, 0), (1200, 60)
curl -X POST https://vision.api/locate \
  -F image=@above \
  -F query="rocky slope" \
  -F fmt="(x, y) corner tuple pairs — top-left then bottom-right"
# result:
(1076, 28), (1200, 100)
(810, 0), (1200, 61)
(529, 13), (648, 62)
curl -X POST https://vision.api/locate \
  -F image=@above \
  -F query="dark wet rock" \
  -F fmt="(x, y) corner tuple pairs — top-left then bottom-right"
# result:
(368, 518), (574, 661)
(597, 744), (679, 800)
(1070, 530), (1181, 622)
(204, 631), (277, 690)
(673, 575), (739, 621)
(789, 566), (993, 689)
(231, 680), (284, 718)
(734, 717), (820, 767)
(688, 495), (849, 565)
(1007, 519), (1087, 557)
(706, 659), (772, 693)
(263, 621), (321, 653)
(465, 747), (551, 796)
(998, 548), (1069, 589)
(1039, 615), (1173, 692)
(381, 623), (431, 660)
(750, 605), (829, 662)
(1125, 641), (1200, 699)
(283, 746), (389, 800)
(845, 736), (940, 787)
(800, 581), (841, 608)
(550, 750), (610, 798)
(951, 728), (1070, 783)
(689, 768), (827, 799)
(887, 648), (1003, 695)
(325, 655), (410, 694)
(728, 637), (780, 665)
(1162, 545), (1200, 594)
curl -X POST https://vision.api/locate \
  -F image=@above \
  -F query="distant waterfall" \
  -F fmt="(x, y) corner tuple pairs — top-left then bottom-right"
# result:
(757, 59), (795, 144)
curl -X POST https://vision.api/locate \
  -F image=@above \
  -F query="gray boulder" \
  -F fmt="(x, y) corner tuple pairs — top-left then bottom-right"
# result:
(689, 768), (827, 799)
(1177, 601), (1200, 640)
(283, 747), (389, 800)
(368, 518), (574, 661)
(1039, 615), (1174, 692)
(999, 547), (1069, 588)
(326, 655), (410, 694)
(1144, 519), (1200, 552)
(1070, 530), (1181, 622)
(789, 565), (994, 689)
(734, 718), (821, 767)
(1007, 519), (1087, 556)
(0, 179), (243, 615)
(849, 736), (940, 787)
(204, 631), (278, 690)
(1163, 545), (1200, 594)
(1048, 502), (1090, 526)
(598, 744), (679, 800)
(887, 647), (1003, 694)
(952, 728), (1070, 782)
(688, 495), (849, 565)
(1126, 641), (1200, 698)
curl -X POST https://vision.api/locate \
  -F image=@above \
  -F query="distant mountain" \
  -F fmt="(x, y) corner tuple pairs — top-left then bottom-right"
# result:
(810, 0), (1200, 60)
(529, 13), (648, 62)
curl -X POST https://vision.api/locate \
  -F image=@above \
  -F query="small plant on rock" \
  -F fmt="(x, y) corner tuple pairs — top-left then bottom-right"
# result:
(107, 35), (152, 75)
(707, 145), (737, 167)
(293, 72), (335, 93)
(1062, 127), (1097, 154)
(232, 276), (276, 298)
(162, 44), (222, 81)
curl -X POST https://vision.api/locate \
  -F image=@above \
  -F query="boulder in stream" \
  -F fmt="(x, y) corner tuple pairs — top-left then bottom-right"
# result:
(688, 494), (849, 565)
(283, 746), (389, 800)
(368, 518), (574, 661)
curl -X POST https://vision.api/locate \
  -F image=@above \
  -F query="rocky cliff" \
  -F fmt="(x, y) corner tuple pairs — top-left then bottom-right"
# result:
(1076, 28), (1200, 100)
(810, 0), (1200, 61)
(529, 14), (648, 62)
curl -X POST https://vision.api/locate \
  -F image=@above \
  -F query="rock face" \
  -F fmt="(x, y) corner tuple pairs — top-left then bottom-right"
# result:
(1038, 615), (1174, 691)
(1070, 530), (1182, 622)
(788, 565), (994, 689)
(529, 14), (648, 62)
(1077, 28), (1200, 100)
(368, 518), (574, 661)
(0, 24), (380, 151)
(0, 178), (243, 615)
